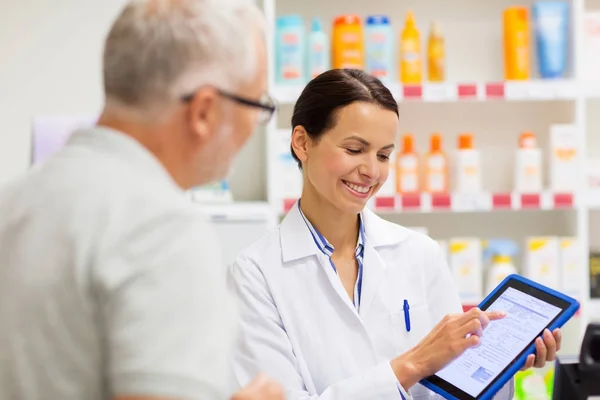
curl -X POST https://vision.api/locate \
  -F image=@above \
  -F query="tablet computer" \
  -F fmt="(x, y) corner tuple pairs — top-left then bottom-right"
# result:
(420, 274), (580, 400)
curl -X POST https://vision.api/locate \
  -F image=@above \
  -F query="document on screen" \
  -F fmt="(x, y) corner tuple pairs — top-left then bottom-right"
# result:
(435, 287), (562, 397)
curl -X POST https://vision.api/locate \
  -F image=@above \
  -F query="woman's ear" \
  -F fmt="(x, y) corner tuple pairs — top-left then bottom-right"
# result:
(291, 126), (310, 165)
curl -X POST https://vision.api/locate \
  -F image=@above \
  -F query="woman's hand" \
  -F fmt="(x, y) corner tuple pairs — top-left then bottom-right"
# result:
(520, 328), (562, 371)
(391, 307), (506, 389)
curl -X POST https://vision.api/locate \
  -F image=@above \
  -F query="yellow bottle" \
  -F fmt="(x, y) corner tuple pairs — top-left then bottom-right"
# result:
(400, 11), (422, 84)
(427, 22), (445, 82)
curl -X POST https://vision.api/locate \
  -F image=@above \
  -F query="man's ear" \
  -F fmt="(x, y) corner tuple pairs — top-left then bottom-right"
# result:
(186, 86), (220, 141)
(291, 126), (311, 165)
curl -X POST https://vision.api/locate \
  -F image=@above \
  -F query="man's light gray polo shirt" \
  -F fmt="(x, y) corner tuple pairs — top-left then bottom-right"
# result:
(0, 126), (237, 400)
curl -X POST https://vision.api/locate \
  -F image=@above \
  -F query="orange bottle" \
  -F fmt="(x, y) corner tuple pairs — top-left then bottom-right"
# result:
(400, 11), (422, 84)
(332, 15), (365, 69)
(503, 7), (530, 80)
(396, 134), (419, 194)
(425, 134), (448, 193)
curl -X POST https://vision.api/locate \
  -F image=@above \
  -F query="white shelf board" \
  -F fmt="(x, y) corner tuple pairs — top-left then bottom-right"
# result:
(272, 79), (580, 105)
(276, 191), (577, 215)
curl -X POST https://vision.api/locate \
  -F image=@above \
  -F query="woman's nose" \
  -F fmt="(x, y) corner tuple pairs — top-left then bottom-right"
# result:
(358, 156), (380, 180)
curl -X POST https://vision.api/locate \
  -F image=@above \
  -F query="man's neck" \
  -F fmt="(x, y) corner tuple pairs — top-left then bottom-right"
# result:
(299, 187), (360, 255)
(96, 110), (192, 189)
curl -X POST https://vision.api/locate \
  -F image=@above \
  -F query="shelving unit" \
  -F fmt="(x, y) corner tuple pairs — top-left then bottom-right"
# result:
(261, 0), (597, 355)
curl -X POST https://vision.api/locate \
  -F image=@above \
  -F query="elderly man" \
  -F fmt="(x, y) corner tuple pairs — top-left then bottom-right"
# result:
(0, 1), (282, 400)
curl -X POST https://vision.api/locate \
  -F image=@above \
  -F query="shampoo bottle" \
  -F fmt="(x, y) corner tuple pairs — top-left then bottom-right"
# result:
(307, 18), (329, 79)
(425, 134), (448, 193)
(400, 11), (423, 84)
(396, 134), (419, 194)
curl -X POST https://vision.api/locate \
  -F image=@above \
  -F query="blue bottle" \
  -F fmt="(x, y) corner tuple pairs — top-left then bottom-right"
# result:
(365, 15), (394, 82)
(532, 2), (569, 79)
(275, 15), (306, 85)
(307, 18), (329, 79)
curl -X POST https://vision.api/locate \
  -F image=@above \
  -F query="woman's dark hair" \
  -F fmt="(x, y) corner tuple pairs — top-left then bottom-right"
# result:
(290, 68), (398, 169)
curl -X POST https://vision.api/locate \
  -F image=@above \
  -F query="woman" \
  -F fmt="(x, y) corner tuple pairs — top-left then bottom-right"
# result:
(227, 69), (561, 399)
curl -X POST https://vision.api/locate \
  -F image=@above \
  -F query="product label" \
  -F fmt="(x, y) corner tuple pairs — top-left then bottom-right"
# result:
(366, 31), (390, 78)
(397, 156), (418, 192)
(401, 40), (421, 76)
(280, 32), (302, 80)
(309, 42), (326, 78)
(427, 155), (446, 192)
(400, 174), (418, 192)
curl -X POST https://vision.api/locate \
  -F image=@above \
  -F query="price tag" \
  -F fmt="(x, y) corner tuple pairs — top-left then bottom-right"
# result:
(452, 193), (490, 212)
(485, 83), (505, 98)
(403, 85), (423, 100)
(457, 84), (478, 99)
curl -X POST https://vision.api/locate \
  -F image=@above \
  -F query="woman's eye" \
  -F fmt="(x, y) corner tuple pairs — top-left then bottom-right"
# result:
(345, 149), (361, 155)
(378, 154), (390, 161)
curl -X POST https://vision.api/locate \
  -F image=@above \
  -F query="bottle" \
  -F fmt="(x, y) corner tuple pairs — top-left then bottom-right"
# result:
(533, 1), (569, 79)
(483, 239), (519, 296)
(399, 11), (423, 84)
(396, 134), (419, 194)
(425, 134), (448, 193)
(307, 18), (329, 79)
(427, 22), (446, 82)
(503, 7), (531, 80)
(515, 131), (543, 193)
(275, 15), (306, 85)
(455, 133), (481, 193)
(365, 15), (394, 82)
(332, 15), (364, 69)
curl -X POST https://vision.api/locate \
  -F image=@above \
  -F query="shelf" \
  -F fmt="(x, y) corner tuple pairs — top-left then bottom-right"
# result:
(279, 192), (576, 215)
(372, 192), (576, 213)
(272, 79), (579, 105)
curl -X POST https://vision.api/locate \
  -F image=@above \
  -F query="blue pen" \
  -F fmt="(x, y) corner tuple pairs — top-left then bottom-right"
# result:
(403, 299), (411, 332)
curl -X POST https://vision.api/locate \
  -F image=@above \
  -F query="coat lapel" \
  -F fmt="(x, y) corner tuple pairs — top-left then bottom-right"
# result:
(359, 208), (411, 318)
(280, 202), (361, 318)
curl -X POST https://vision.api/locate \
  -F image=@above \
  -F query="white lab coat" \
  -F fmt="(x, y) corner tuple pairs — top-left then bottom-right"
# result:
(227, 203), (513, 399)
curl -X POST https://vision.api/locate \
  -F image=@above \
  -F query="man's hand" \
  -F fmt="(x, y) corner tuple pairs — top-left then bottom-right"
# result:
(232, 374), (285, 400)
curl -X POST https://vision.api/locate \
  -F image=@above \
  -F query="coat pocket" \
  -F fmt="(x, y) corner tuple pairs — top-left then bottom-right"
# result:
(389, 304), (432, 356)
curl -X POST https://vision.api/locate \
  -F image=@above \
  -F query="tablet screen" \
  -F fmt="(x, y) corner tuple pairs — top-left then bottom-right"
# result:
(424, 279), (571, 400)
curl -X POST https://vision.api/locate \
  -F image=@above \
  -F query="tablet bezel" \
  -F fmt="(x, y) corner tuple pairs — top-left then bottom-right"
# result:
(420, 274), (579, 400)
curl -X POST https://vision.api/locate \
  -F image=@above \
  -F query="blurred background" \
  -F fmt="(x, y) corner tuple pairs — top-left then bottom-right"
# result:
(2, 0), (600, 398)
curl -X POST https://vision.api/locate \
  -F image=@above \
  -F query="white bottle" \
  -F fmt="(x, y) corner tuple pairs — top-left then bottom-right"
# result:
(515, 131), (543, 193)
(396, 134), (420, 194)
(549, 124), (579, 192)
(455, 133), (481, 193)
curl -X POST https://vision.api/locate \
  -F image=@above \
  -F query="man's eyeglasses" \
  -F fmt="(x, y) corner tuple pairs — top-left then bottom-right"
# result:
(181, 88), (277, 125)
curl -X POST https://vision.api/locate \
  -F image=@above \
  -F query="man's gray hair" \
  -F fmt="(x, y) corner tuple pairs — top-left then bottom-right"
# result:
(102, 0), (266, 111)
